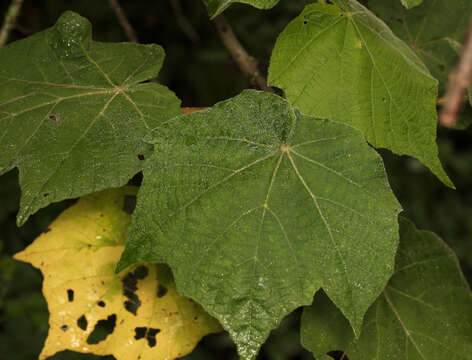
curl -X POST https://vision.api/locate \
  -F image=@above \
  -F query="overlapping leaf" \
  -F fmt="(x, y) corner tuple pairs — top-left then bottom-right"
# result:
(0, 11), (181, 225)
(204, 0), (280, 18)
(368, 0), (472, 93)
(14, 187), (221, 360)
(301, 217), (472, 360)
(268, 0), (452, 187)
(118, 90), (401, 360)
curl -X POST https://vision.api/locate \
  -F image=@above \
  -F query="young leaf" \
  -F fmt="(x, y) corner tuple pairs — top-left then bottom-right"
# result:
(268, 0), (453, 187)
(301, 216), (472, 360)
(204, 0), (279, 18)
(14, 187), (221, 360)
(118, 90), (402, 360)
(400, 0), (422, 9)
(368, 0), (472, 93)
(0, 11), (181, 226)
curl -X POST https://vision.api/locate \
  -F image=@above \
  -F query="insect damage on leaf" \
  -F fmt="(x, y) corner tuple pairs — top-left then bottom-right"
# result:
(0, 11), (181, 225)
(301, 217), (472, 360)
(13, 187), (221, 360)
(118, 90), (402, 360)
(268, 0), (453, 188)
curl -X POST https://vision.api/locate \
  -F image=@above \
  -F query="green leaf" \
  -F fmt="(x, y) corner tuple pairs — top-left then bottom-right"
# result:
(367, 0), (472, 93)
(268, 1), (453, 187)
(301, 216), (472, 360)
(0, 11), (181, 225)
(118, 90), (402, 360)
(400, 0), (422, 9)
(205, 0), (280, 18)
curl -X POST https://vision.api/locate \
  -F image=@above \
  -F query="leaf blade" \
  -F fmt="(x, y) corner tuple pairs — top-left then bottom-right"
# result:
(268, 1), (453, 187)
(301, 216), (472, 360)
(118, 90), (402, 360)
(0, 11), (181, 225)
(14, 187), (221, 360)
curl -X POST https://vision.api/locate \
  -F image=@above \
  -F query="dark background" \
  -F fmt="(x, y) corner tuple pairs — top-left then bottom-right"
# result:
(0, 0), (471, 359)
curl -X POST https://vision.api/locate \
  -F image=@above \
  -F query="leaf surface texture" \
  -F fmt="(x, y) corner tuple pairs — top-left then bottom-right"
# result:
(268, 0), (452, 186)
(301, 216), (472, 360)
(0, 11), (181, 225)
(14, 187), (221, 360)
(118, 90), (401, 360)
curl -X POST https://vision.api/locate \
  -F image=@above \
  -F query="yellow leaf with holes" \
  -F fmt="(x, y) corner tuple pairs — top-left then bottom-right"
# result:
(14, 187), (221, 360)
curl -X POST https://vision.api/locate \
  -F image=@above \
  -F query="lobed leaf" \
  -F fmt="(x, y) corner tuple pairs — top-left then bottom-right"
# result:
(118, 90), (402, 360)
(0, 11), (181, 225)
(14, 187), (221, 360)
(204, 0), (280, 18)
(368, 0), (472, 94)
(268, 0), (453, 187)
(301, 216), (472, 360)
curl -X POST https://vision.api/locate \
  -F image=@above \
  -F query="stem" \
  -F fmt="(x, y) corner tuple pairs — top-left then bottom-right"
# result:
(213, 15), (274, 93)
(108, 0), (138, 43)
(439, 16), (472, 127)
(0, 0), (24, 47)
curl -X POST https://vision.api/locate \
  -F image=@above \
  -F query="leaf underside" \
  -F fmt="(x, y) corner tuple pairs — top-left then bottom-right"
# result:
(301, 216), (472, 360)
(205, 0), (280, 18)
(0, 11), (181, 225)
(118, 90), (401, 360)
(14, 187), (221, 360)
(368, 0), (472, 94)
(268, 0), (453, 187)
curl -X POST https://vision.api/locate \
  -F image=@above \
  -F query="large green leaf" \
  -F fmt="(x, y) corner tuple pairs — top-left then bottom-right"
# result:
(0, 11), (181, 225)
(301, 216), (472, 360)
(205, 0), (280, 18)
(368, 0), (472, 93)
(118, 90), (402, 360)
(268, 0), (453, 187)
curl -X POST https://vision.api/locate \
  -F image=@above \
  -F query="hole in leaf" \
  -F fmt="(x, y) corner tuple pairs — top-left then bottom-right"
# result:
(303, 20), (308, 24)
(98, 300), (106, 307)
(60, 324), (68, 332)
(134, 327), (161, 348)
(86, 314), (116, 344)
(382, 97), (386, 102)
(67, 289), (74, 302)
(122, 266), (148, 315)
(122, 195), (137, 215)
(43, 193), (49, 197)
(137, 154), (145, 160)
(327, 350), (349, 360)
(48, 114), (60, 122)
(157, 284), (168, 298)
(77, 315), (88, 331)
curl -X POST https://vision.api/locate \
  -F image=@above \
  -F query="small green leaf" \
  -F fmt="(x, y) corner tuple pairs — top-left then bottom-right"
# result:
(118, 90), (401, 360)
(400, 0), (422, 9)
(301, 216), (472, 360)
(268, 0), (453, 187)
(368, 0), (472, 93)
(0, 11), (181, 225)
(205, 0), (279, 18)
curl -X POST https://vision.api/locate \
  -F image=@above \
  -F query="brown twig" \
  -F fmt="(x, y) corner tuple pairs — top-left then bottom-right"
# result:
(0, 0), (24, 47)
(439, 16), (472, 127)
(213, 15), (274, 93)
(170, 0), (200, 44)
(108, 0), (138, 43)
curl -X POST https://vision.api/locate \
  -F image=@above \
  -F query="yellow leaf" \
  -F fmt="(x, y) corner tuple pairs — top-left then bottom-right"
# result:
(14, 187), (221, 360)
